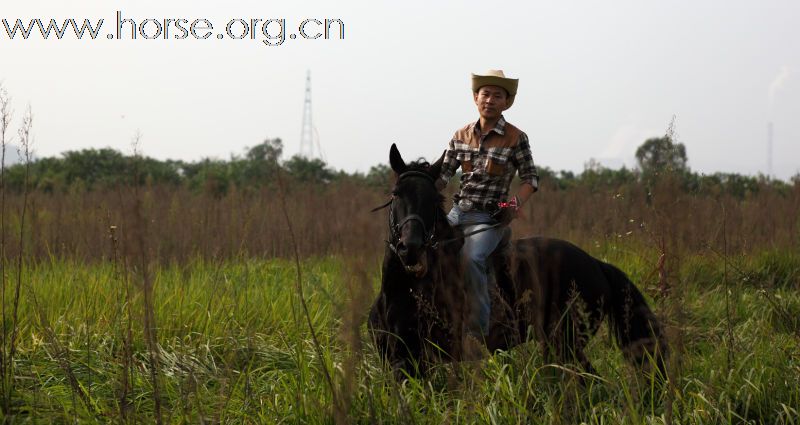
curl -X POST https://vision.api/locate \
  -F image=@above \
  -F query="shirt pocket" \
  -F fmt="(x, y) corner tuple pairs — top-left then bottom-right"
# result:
(486, 147), (512, 176)
(457, 151), (473, 173)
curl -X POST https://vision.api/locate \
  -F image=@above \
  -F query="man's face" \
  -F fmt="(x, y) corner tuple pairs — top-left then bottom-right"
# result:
(473, 85), (509, 121)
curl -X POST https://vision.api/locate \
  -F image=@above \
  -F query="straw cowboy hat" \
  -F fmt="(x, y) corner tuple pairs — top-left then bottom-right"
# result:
(471, 69), (519, 108)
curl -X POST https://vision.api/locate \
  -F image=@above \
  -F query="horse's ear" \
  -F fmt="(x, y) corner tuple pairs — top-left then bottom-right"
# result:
(429, 150), (445, 181)
(389, 143), (407, 174)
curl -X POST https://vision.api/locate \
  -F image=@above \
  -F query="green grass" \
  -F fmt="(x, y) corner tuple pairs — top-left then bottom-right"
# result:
(2, 251), (799, 424)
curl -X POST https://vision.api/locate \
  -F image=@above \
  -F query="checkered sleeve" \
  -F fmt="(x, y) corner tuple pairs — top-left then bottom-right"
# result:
(514, 132), (539, 191)
(439, 137), (459, 185)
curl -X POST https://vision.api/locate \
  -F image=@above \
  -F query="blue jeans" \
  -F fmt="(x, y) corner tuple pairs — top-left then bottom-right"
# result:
(447, 204), (506, 337)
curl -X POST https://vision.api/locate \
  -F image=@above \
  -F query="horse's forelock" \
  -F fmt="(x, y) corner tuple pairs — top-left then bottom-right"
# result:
(405, 159), (431, 172)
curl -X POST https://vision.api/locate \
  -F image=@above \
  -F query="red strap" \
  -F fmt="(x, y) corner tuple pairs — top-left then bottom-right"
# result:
(497, 196), (519, 211)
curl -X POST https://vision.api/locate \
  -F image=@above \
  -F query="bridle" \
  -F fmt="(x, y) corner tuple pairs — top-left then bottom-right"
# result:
(371, 169), (507, 258)
(371, 170), (439, 257)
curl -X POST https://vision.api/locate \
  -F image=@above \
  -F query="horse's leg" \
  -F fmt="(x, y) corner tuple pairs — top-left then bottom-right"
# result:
(549, 321), (591, 386)
(392, 357), (421, 381)
(488, 231), (526, 352)
(572, 309), (604, 373)
(368, 298), (393, 363)
(573, 335), (597, 376)
(486, 283), (521, 352)
(370, 307), (425, 380)
(511, 252), (543, 345)
(491, 228), (516, 314)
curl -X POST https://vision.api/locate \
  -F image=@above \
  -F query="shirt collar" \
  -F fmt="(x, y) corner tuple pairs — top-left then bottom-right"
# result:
(473, 115), (507, 136)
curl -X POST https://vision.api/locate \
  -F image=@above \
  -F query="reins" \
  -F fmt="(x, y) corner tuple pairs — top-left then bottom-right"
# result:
(431, 221), (504, 248)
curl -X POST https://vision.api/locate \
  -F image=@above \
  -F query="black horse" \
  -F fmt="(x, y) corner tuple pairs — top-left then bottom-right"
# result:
(368, 144), (667, 378)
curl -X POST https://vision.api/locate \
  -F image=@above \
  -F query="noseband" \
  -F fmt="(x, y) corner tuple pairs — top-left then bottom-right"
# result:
(371, 170), (439, 257)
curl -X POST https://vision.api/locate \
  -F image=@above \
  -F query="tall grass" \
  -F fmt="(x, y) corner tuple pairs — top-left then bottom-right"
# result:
(0, 177), (796, 263)
(0, 82), (11, 416)
(1, 252), (797, 423)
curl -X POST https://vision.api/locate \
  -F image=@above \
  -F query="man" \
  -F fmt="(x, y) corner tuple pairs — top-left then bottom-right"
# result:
(437, 70), (539, 341)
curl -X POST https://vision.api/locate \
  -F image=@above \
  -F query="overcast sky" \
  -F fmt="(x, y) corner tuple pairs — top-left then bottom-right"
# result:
(1, 0), (798, 179)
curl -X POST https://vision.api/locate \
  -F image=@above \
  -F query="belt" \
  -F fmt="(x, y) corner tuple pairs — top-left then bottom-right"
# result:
(456, 198), (500, 214)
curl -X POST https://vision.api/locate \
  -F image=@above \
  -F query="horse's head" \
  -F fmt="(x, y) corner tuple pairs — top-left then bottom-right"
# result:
(380, 144), (445, 277)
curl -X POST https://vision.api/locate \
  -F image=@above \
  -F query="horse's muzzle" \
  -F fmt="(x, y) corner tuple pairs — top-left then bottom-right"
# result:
(396, 240), (428, 278)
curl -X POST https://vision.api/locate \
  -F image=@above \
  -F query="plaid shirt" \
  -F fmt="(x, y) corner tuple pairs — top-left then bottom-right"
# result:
(440, 116), (538, 209)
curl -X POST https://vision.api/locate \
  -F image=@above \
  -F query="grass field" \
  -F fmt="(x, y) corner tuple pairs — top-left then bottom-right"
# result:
(2, 245), (798, 423)
(0, 157), (797, 423)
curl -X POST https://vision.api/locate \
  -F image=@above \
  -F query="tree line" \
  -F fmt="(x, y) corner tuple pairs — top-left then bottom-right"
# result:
(1, 136), (796, 199)
(1, 138), (384, 195)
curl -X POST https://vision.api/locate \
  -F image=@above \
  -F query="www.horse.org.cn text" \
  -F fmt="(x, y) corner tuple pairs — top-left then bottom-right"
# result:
(1, 10), (345, 46)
